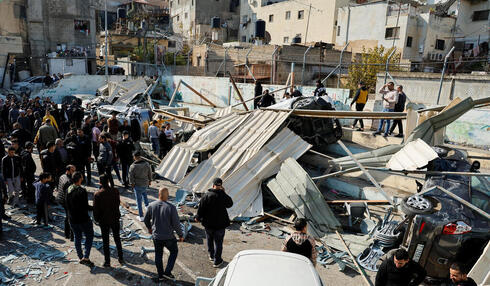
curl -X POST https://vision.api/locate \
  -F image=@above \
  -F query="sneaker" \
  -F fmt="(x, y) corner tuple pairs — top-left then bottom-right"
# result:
(383, 133), (388, 137)
(213, 261), (224, 268)
(163, 273), (175, 281)
(138, 216), (144, 222)
(152, 277), (165, 283)
(373, 131), (381, 136)
(118, 258), (125, 265)
(208, 256), (214, 261)
(356, 128), (364, 131)
(395, 134), (404, 138)
(80, 258), (95, 267)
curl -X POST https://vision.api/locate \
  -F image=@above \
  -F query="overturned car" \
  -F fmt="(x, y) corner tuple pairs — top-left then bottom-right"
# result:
(399, 147), (489, 283)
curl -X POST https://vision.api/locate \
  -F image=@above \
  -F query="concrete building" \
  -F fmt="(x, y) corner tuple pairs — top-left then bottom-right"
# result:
(452, 0), (489, 56)
(239, 0), (349, 45)
(0, 0), (28, 87)
(169, 0), (240, 43)
(26, 0), (98, 75)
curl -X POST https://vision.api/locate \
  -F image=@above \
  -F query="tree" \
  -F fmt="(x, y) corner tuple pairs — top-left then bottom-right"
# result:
(347, 46), (400, 93)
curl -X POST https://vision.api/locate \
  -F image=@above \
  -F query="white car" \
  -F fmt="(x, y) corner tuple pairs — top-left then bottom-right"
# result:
(195, 250), (324, 286)
(11, 76), (45, 93)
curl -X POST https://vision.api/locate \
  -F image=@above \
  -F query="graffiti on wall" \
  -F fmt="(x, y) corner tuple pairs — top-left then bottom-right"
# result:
(445, 109), (490, 149)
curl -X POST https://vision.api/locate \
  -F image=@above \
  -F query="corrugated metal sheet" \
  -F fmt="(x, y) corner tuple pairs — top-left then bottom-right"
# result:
(225, 128), (312, 219)
(267, 158), (341, 238)
(387, 139), (438, 171)
(179, 110), (290, 193)
(107, 79), (147, 103)
(156, 113), (250, 182)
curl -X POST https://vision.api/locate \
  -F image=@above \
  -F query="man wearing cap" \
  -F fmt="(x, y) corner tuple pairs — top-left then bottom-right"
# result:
(195, 178), (233, 268)
(129, 151), (152, 221)
(21, 142), (36, 203)
(116, 130), (134, 188)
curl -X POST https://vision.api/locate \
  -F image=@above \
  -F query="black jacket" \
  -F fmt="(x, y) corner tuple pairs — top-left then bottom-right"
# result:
(66, 184), (92, 224)
(2, 155), (22, 179)
(375, 256), (426, 286)
(196, 188), (233, 230)
(116, 138), (135, 164)
(66, 134), (92, 163)
(93, 187), (121, 225)
(394, 92), (407, 112)
(11, 128), (31, 148)
(449, 278), (477, 286)
(40, 150), (61, 175)
(259, 93), (276, 108)
(20, 150), (36, 178)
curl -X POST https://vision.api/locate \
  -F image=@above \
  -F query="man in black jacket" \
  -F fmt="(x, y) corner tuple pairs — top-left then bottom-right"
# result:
(66, 172), (94, 266)
(389, 85), (407, 138)
(195, 178), (233, 268)
(67, 129), (92, 185)
(2, 146), (22, 207)
(449, 262), (477, 286)
(258, 90), (276, 108)
(116, 131), (134, 188)
(41, 141), (61, 177)
(20, 142), (36, 204)
(375, 248), (426, 286)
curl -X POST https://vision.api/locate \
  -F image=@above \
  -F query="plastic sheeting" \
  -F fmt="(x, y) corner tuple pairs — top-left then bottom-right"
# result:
(386, 139), (438, 171)
(225, 128), (312, 219)
(267, 158), (342, 238)
(155, 113), (250, 182)
(180, 110), (290, 193)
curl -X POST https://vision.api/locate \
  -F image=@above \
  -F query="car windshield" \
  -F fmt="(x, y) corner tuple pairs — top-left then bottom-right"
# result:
(471, 175), (490, 213)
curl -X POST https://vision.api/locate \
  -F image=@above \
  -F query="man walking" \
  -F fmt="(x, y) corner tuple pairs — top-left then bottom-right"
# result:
(57, 165), (76, 240)
(144, 188), (184, 282)
(66, 172), (94, 266)
(351, 81), (369, 131)
(116, 131), (134, 188)
(389, 85), (407, 138)
(374, 82), (398, 137)
(2, 147), (22, 207)
(70, 129), (92, 185)
(195, 178), (233, 268)
(35, 119), (57, 152)
(129, 151), (152, 221)
(20, 142), (36, 204)
(375, 248), (426, 286)
(97, 133), (114, 188)
(148, 120), (160, 156)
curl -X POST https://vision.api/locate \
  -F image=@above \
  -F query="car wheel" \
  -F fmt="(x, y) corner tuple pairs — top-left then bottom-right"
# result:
(400, 195), (434, 215)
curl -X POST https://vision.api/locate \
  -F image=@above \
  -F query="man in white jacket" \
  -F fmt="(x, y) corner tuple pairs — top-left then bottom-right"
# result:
(374, 82), (398, 137)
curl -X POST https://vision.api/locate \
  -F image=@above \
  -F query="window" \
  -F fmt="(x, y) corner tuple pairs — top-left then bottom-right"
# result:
(283, 36), (289, 43)
(168, 41), (176, 48)
(435, 39), (445, 50)
(242, 15), (248, 23)
(385, 27), (400, 39)
(337, 26), (341, 36)
(298, 10), (304, 19)
(285, 11), (291, 20)
(241, 36), (247, 42)
(14, 4), (26, 19)
(406, 36), (413, 47)
(185, 12), (188, 19)
(269, 14), (274, 22)
(74, 20), (90, 34)
(176, 15), (180, 21)
(472, 10), (489, 21)
(471, 176), (490, 213)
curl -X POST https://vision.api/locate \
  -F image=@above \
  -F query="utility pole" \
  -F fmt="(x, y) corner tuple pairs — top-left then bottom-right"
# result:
(104, 0), (109, 82)
(304, 3), (312, 44)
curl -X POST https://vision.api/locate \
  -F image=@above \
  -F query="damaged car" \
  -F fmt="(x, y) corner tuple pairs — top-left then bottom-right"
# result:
(399, 147), (490, 283)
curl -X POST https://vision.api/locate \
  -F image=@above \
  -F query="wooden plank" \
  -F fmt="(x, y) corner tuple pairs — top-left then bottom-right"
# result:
(336, 230), (373, 286)
(228, 71), (249, 111)
(181, 80), (218, 107)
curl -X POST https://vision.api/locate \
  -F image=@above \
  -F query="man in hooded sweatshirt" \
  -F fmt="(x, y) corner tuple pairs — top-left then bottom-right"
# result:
(195, 178), (233, 268)
(350, 81), (369, 131)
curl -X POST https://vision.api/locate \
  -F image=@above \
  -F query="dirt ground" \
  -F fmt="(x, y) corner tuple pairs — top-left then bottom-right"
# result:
(0, 155), (377, 286)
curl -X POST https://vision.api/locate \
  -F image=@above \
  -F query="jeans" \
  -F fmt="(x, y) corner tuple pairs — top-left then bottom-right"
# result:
(121, 162), (130, 185)
(134, 186), (149, 217)
(71, 220), (94, 259)
(205, 228), (225, 264)
(352, 103), (365, 129)
(377, 108), (394, 135)
(153, 238), (178, 277)
(100, 222), (123, 264)
(6, 176), (21, 206)
(150, 137), (160, 155)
